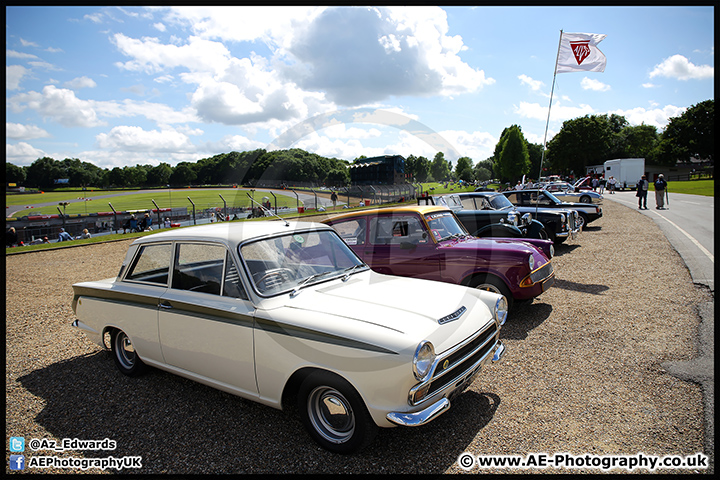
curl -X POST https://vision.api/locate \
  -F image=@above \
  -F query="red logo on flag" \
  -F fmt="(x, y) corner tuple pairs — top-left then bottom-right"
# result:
(570, 41), (591, 65)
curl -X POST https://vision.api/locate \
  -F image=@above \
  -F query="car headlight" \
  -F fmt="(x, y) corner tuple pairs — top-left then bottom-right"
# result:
(495, 295), (509, 326)
(549, 244), (555, 258)
(559, 213), (566, 223)
(412, 341), (436, 381)
(507, 212), (518, 226)
(528, 254), (535, 271)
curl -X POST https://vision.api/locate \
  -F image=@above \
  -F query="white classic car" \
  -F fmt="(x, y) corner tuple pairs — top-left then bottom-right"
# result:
(71, 220), (507, 454)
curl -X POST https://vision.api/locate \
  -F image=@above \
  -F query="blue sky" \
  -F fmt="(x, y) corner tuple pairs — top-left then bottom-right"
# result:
(6, 6), (714, 170)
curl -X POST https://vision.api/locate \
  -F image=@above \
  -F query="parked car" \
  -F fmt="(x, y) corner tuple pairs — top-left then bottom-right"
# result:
(442, 192), (580, 245)
(501, 189), (603, 229)
(421, 194), (547, 240)
(71, 221), (507, 454)
(323, 205), (555, 309)
(542, 179), (603, 204)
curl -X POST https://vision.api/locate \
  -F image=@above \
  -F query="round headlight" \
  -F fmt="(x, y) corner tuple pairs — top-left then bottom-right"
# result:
(495, 295), (509, 326)
(507, 212), (518, 226)
(549, 244), (555, 258)
(560, 213), (566, 223)
(412, 341), (436, 381)
(528, 254), (535, 271)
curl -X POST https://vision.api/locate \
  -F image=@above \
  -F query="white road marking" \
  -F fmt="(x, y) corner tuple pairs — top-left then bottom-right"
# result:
(647, 210), (714, 263)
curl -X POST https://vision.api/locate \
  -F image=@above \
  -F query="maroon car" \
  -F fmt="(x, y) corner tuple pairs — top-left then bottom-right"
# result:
(323, 205), (555, 309)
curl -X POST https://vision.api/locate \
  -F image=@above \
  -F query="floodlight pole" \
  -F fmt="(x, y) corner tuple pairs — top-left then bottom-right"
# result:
(187, 197), (196, 225)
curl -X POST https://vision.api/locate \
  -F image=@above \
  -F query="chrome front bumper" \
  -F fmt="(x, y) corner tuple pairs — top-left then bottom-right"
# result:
(386, 341), (505, 427)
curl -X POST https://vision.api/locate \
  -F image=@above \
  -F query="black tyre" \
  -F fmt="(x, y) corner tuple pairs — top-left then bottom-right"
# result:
(111, 329), (147, 377)
(576, 212), (589, 229)
(579, 195), (591, 204)
(297, 370), (377, 454)
(469, 274), (514, 310)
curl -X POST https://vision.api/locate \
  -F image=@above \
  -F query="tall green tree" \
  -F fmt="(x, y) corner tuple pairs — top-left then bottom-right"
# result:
(431, 152), (450, 182)
(455, 156), (475, 182)
(546, 114), (615, 175)
(654, 99), (714, 166)
(6, 163), (27, 184)
(496, 126), (531, 182)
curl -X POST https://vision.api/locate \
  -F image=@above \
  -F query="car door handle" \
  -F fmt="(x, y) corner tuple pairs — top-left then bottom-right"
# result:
(158, 301), (173, 309)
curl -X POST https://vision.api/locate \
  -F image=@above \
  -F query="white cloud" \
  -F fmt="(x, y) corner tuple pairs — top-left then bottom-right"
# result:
(96, 125), (195, 152)
(609, 105), (687, 130)
(8, 85), (105, 128)
(112, 33), (232, 76)
(580, 77), (610, 92)
(514, 101), (595, 122)
(64, 76), (98, 90)
(518, 74), (544, 92)
(6, 123), (51, 140)
(439, 130), (497, 163)
(282, 6), (494, 104)
(649, 54), (713, 80)
(6, 142), (47, 165)
(6, 65), (30, 90)
(6, 49), (39, 60)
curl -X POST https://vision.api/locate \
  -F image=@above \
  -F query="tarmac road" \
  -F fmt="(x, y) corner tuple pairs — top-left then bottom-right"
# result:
(603, 189), (714, 469)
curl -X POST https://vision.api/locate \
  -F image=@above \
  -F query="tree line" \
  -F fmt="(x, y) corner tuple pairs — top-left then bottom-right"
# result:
(6, 149), (352, 190)
(6, 99), (711, 189)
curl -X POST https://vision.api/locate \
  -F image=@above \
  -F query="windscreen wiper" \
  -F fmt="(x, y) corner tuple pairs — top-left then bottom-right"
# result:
(290, 271), (333, 297)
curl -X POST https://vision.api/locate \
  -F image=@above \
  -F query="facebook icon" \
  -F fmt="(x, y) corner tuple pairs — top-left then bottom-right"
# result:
(10, 455), (25, 471)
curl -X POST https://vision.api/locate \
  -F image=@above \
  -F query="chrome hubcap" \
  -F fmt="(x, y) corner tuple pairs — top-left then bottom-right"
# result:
(307, 387), (355, 444)
(116, 333), (136, 369)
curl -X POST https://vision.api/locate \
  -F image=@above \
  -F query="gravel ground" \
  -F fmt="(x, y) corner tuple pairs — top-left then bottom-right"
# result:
(5, 200), (712, 474)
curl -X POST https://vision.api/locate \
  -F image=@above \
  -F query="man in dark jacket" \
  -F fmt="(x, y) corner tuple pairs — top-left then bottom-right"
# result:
(636, 175), (649, 209)
(654, 174), (667, 209)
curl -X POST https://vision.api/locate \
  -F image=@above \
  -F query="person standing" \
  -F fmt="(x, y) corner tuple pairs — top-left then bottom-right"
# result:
(6, 227), (19, 247)
(654, 174), (667, 209)
(330, 190), (338, 210)
(598, 176), (606, 194)
(607, 175), (616, 194)
(636, 175), (649, 210)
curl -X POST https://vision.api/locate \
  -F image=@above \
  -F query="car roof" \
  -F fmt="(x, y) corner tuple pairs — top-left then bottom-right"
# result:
(324, 204), (450, 222)
(130, 220), (332, 247)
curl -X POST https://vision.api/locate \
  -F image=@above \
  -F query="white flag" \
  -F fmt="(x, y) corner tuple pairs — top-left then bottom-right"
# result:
(556, 32), (607, 73)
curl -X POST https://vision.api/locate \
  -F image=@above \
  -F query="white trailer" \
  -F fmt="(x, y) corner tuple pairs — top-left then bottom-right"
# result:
(603, 158), (645, 190)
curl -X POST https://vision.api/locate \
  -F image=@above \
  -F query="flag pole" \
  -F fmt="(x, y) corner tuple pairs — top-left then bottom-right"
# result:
(537, 29), (564, 182)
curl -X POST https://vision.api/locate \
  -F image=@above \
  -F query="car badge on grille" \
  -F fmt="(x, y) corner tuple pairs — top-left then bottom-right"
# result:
(438, 306), (466, 325)
(442, 359), (450, 370)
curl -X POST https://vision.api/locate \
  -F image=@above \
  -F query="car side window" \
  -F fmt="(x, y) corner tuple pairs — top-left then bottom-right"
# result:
(504, 193), (519, 204)
(460, 197), (476, 210)
(222, 251), (248, 300)
(172, 243), (225, 294)
(331, 218), (366, 246)
(125, 243), (172, 285)
(371, 215), (425, 245)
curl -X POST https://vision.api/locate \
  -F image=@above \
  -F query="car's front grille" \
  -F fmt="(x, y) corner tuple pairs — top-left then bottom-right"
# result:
(568, 210), (578, 231)
(530, 261), (554, 284)
(411, 322), (498, 403)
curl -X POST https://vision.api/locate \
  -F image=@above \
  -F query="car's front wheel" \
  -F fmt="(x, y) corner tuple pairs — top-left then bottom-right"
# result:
(576, 212), (588, 229)
(297, 370), (377, 454)
(469, 274), (514, 310)
(111, 329), (147, 376)
(579, 195), (591, 203)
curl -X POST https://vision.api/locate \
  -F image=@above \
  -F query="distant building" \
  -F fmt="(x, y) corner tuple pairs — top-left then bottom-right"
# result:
(349, 155), (407, 185)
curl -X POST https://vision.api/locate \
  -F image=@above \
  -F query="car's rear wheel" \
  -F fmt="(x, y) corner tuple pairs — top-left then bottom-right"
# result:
(297, 370), (377, 454)
(579, 195), (591, 203)
(469, 274), (514, 310)
(111, 329), (147, 376)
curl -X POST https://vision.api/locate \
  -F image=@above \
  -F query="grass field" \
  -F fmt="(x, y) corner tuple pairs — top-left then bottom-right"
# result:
(7, 188), (301, 216)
